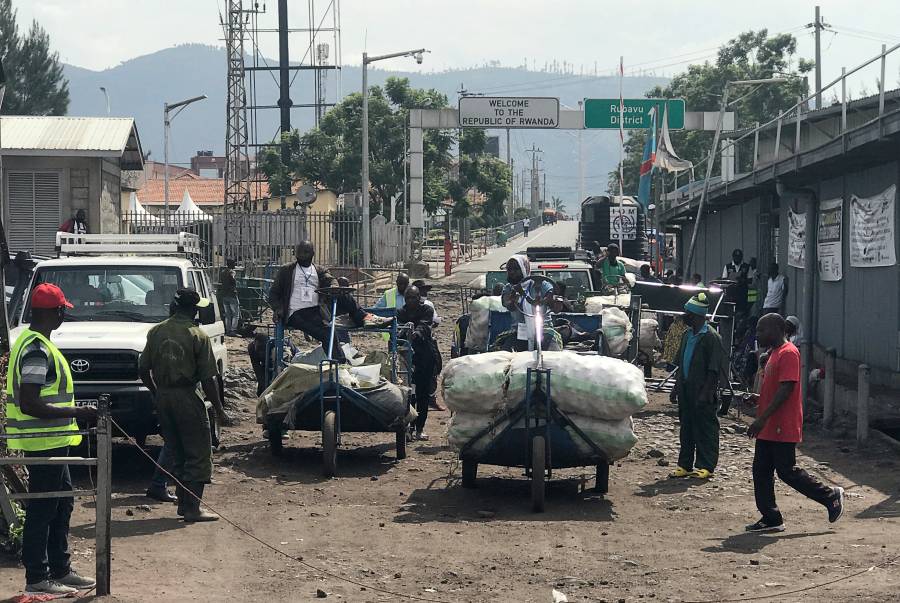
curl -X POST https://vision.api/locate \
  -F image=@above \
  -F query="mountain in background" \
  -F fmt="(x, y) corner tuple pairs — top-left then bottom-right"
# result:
(63, 44), (668, 212)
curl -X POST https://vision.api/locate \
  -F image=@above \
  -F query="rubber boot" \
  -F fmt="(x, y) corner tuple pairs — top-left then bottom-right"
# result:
(175, 485), (186, 517)
(182, 482), (219, 523)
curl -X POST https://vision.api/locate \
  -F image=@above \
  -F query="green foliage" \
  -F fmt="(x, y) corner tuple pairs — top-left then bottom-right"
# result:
(610, 29), (812, 193)
(0, 500), (24, 554)
(513, 207), (530, 220)
(0, 0), (69, 115)
(260, 77), (510, 221)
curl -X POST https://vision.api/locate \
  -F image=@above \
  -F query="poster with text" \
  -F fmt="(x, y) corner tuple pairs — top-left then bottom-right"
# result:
(850, 184), (896, 268)
(817, 198), (843, 281)
(787, 208), (806, 269)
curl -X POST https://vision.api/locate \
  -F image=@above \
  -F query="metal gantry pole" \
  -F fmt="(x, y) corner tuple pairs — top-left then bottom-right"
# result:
(163, 104), (171, 229)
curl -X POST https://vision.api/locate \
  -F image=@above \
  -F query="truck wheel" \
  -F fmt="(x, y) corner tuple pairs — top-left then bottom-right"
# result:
(531, 436), (546, 513)
(461, 459), (478, 488)
(322, 410), (337, 477)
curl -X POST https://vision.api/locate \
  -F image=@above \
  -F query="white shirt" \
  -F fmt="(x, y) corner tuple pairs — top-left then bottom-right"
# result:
(289, 264), (319, 314)
(423, 298), (441, 325)
(763, 274), (786, 309)
(523, 218), (530, 227)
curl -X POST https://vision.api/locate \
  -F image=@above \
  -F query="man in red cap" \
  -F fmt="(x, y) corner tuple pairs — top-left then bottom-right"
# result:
(6, 284), (97, 594)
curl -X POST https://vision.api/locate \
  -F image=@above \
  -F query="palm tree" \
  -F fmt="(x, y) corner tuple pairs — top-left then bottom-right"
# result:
(551, 196), (566, 213)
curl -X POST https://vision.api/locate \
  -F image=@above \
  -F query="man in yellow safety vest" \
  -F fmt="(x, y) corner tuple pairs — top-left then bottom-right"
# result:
(6, 284), (97, 595)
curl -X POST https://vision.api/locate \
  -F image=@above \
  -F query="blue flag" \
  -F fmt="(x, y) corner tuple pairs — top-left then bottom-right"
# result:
(637, 106), (657, 208)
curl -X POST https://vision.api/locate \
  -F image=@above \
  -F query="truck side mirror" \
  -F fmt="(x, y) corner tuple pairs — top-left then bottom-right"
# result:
(198, 304), (216, 326)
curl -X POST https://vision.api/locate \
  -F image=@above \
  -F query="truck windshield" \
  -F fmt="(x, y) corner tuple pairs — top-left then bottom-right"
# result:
(25, 266), (183, 323)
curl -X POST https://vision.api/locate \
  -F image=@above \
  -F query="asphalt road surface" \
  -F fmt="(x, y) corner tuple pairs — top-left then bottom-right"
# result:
(445, 220), (581, 285)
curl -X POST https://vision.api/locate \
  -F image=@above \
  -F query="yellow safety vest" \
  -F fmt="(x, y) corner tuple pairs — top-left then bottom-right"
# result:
(380, 288), (398, 341)
(5, 328), (81, 451)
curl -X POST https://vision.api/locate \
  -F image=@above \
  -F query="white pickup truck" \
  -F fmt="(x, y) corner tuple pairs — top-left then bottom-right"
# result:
(8, 233), (228, 445)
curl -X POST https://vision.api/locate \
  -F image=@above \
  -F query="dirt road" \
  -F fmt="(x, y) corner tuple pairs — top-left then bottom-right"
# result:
(1, 288), (898, 602)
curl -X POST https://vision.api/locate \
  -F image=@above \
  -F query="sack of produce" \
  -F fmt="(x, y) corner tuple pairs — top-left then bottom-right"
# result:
(442, 351), (513, 414)
(256, 363), (357, 422)
(566, 415), (637, 461)
(505, 351), (647, 420)
(357, 380), (410, 427)
(601, 307), (633, 356)
(638, 318), (661, 352)
(447, 410), (509, 453)
(467, 295), (507, 351)
(585, 293), (631, 313)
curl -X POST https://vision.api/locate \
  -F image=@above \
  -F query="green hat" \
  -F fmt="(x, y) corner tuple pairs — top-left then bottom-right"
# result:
(684, 292), (709, 316)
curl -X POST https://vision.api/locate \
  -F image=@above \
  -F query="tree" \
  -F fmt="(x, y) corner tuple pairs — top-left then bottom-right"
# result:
(609, 30), (811, 194)
(550, 195), (565, 213)
(0, 0), (69, 115)
(261, 77), (454, 217)
(261, 77), (510, 223)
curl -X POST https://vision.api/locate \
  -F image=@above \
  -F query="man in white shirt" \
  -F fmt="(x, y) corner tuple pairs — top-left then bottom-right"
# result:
(762, 262), (788, 316)
(268, 241), (390, 361)
(523, 217), (530, 237)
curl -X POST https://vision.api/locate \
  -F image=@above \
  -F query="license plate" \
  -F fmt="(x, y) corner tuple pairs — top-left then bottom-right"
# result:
(75, 399), (98, 409)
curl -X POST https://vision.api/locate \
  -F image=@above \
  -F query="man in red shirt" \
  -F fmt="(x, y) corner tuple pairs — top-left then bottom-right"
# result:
(746, 313), (844, 532)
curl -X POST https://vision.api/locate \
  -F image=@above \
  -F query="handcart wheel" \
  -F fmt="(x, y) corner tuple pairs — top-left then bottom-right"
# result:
(268, 425), (284, 456)
(395, 428), (407, 460)
(461, 459), (478, 488)
(322, 410), (337, 477)
(531, 436), (546, 513)
(595, 463), (610, 495)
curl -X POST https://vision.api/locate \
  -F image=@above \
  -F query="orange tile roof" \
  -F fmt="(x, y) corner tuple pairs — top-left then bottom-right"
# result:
(139, 177), (302, 206)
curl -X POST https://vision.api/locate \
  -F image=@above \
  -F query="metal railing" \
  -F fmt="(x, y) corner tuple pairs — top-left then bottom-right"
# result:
(0, 396), (112, 595)
(661, 42), (900, 213)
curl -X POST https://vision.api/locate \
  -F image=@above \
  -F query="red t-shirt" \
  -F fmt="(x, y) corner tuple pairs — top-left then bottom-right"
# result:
(756, 341), (803, 442)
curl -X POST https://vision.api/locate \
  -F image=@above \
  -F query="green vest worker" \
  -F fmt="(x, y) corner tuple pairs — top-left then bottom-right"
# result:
(6, 284), (97, 594)
(139, 288), (226, 522)
(670, 292), (724, 480)
(599, 243), (627, 287)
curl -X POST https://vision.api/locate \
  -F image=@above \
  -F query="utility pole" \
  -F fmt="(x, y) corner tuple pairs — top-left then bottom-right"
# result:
(277, 0), (292, 162)
(542, 172), (546, 209)
(808, 6), (830, 109)
(506, 128), (512, 219)
(577, 99), (585, 206)
(526, 145), (543, 218)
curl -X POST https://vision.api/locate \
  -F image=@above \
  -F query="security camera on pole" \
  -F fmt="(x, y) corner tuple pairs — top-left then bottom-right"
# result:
(361, 48), (427, 267)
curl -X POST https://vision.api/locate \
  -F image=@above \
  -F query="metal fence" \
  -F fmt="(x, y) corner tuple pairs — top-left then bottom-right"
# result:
(122, 209), (362, 270)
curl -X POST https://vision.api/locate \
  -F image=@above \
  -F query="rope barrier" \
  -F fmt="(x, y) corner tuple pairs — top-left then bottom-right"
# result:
(110, 417), (453, 603)
(110, 417), (897, 602)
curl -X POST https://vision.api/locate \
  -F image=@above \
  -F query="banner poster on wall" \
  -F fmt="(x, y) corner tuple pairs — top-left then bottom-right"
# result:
(817, 198), (843, 281)
(787, 208), (806, 269)
(850, 184), (896, 268)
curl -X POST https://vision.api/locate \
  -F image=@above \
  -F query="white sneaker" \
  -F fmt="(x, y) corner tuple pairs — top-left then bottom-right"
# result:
(56, 569), (97, 589)
(416, 431), (429, 441)
(25, 579), (78, 594)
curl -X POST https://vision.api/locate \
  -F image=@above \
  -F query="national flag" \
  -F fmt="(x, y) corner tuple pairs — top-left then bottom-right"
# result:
(637, 106), (657, 208)
(654, 104), (693, 173)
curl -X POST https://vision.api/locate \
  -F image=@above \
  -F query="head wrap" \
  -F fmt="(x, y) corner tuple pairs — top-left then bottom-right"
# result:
(509, 254), (531, 278)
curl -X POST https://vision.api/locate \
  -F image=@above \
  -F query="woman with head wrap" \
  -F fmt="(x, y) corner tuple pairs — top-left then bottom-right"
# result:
(500, 255), (556, 352)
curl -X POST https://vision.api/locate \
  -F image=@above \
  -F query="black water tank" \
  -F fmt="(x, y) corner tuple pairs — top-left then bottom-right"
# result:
(579, 195), (648, 260)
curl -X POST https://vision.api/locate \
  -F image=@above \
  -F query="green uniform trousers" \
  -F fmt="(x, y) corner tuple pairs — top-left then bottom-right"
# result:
(676, 393), (719, 472)
(155, 387), (213, 484)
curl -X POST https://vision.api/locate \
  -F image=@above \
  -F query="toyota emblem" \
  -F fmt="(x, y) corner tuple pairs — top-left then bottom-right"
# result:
(70, 359), (90, 373)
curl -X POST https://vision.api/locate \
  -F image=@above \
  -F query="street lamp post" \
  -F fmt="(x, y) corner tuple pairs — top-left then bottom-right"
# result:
(361, 48), (426, 267)
(164, 94), (207, 227)
(684, 78), (789, 274)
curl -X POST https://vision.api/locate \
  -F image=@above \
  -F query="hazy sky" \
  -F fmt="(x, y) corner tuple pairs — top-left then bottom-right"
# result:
(16, 0), (900, 92)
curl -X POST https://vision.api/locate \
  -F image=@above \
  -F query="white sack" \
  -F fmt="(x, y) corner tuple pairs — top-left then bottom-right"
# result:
(638, 318), (661, 352)
(467, 295), (507, 351)
(505, 351), (647, 421)
(441, 351), (513, 414)
(585, 293), (631, 313)
(601, 307), (633, 356)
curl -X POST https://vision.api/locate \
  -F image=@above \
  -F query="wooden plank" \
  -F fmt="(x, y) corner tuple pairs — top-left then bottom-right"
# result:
(0, 457), (97, 466)
(95, 397), (113, 596)
(9, 489), (95, 500)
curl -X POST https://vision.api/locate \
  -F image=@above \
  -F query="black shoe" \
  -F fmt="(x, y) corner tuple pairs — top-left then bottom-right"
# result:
(745, 518), (785, 533)
(828, 487), (845, 523)
(146, 486), (177, 503)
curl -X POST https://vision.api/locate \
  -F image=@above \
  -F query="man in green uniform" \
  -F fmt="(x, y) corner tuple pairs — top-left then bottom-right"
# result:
(670, 292), (724, 479)
(139, 289), (226, 522)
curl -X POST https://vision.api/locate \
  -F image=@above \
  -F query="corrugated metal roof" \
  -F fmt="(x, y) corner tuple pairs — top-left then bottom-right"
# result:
(0, 116), (135, 154)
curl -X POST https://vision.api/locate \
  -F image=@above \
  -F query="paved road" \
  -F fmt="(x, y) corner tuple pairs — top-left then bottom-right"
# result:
(442, 220), (580, 285)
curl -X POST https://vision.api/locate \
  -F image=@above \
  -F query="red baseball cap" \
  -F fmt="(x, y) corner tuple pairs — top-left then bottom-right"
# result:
(31, 283), (74, 309)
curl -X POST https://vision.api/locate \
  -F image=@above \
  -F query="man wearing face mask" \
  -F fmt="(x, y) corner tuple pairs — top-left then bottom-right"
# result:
(268, 241), (391, 361)
(501, 254), (555, 352)
(7, 284), (97, 594)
